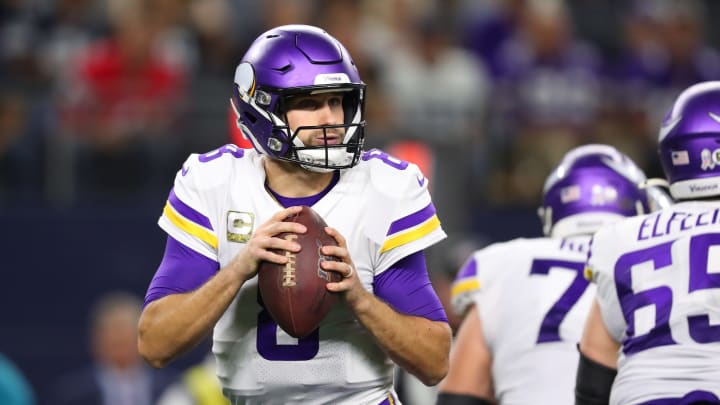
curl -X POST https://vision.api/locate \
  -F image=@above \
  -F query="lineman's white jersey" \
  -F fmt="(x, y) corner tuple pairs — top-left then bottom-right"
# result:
(158, 145), (446, 405)
(586, 201), (720, 404)
(451, 236), (594, 405)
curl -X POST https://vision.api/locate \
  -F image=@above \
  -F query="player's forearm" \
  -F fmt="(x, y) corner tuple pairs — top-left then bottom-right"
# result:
(579, 300), (620, 369)
(352, 292), (451, 386)
(138, 265), (248, 368)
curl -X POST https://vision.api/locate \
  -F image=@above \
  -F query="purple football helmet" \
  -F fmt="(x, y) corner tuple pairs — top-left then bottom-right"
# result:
(658, 81), (720, 199)
(231, 25), (365, 172)
(539, 144), (668, 237)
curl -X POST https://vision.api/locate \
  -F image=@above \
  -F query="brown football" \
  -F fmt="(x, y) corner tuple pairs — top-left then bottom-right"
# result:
(257, 205), (343, 338)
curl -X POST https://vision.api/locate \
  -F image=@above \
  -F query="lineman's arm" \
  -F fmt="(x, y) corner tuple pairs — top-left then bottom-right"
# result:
(437, 305), (495, 404)
(322, 227), (451, 386)
(576, 298), (619, 405)
(138, 206), (305, 368)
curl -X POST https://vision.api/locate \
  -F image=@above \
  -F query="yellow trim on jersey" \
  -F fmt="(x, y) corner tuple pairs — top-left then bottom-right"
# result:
(163, 202), (218, 249)
(451, 279), (481, 297)
(380, 216), (441, 253)
(583, 267), (594, 281)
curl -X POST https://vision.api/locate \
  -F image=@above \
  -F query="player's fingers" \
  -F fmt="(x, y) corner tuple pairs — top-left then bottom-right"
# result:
(246, 245), (288, 265)
(324, 227), (347, 247)
(266, 234), (302, 252)
(274, 205), (303, 221)
(320, 244), (347, 261)
(320, 258), (355, 280)
(269, 221), (306, 236)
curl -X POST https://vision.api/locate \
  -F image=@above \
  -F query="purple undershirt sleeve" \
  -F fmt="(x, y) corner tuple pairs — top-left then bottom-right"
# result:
(373, 251), (448, 323)
(143, 236), (220, 307)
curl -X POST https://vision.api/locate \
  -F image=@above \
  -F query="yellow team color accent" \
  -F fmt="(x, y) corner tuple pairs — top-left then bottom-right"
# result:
(163, 202), (218, 249)
(380, 216), (441, 253)
(451, 279), (481, 297)
(583, 267), (594, 281)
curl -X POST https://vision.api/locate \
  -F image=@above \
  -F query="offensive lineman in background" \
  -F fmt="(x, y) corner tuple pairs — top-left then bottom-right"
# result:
(137, 25), (451, 404)
(437, 144), (670, 405)
(577, 82), (720, 404)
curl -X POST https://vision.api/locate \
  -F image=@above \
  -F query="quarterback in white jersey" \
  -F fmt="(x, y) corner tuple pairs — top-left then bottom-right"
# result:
(578, 82), (720, 405)
(438, 145), (666, 405)
(138, 25), (451, 405)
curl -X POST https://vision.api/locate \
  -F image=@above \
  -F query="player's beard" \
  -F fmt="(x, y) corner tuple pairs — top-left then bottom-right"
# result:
(293, 127), (352, 172)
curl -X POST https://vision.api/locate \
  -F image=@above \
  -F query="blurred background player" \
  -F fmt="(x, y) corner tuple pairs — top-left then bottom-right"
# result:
(438, 144), (670, 404)
(577, 82), (720, 404)
(50, 291), (176, 405)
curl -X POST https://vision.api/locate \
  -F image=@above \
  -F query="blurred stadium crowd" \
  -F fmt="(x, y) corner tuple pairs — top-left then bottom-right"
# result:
(1, 0), (720, 403)
(1, 0), (719, 212)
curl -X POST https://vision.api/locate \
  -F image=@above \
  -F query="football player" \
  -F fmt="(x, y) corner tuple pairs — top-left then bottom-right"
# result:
(577, 82), (720, 404)
(136, 25), (451, 404)
(437, 144), (669, 405)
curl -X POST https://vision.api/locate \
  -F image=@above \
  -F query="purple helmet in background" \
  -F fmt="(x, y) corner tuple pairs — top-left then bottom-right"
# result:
(658, 81), (720, 199)
(231, 25), (365, 172)
(539, 144), (668, 237)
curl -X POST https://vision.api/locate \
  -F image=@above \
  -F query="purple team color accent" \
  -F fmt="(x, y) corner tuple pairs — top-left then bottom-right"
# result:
(362, 149), (409, 170)
(143, 236), (219, 307)
(387, 203), (436, 236)
(267, 171), (340, 208)
(529, 259), (589, 343)
(456, 257), (478, 280)
(377, 394), (398, 405)
(658, 82), (720, 190)
(687, 233), (720, 343)
(543, 153), (647, 229)
(168, 189), (213, 230)
(257, 308), (319, 361)
(374, 251), (448, 322)
(613, 234), (720, 354)
(640, 391), (720, 405)
(614, 242), (676, 354)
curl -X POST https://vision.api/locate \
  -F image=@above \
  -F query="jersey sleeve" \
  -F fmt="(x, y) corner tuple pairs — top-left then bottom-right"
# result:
(450, 242), (505, 317)
(158, 153), (225, 261)
(363, 149), (447, 273)
(584, 227), (627, 342)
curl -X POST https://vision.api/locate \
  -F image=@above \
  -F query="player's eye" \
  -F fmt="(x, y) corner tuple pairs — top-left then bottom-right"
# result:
(295, 99), (319, 110)
(328, 96), (343, 108)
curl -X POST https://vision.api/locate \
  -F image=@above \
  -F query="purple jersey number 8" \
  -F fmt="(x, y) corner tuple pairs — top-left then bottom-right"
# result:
(614, 233), (720, 355)
(256, 292), (319, 361)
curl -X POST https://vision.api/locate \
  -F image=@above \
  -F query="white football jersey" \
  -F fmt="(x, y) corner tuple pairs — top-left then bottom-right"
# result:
(586, 201), (720, 404)
(158, 145), (446, 405)
(451, 236), (594, 405)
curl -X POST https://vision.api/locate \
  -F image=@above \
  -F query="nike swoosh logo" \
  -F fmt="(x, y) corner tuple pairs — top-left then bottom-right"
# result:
(181, 165), (190, 176)
(417, 175), (426, 187)
(710, 112), (720, 124)
(659, 114), (682, 141)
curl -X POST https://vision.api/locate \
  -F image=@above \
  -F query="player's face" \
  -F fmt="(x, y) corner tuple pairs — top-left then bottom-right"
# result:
(284, 92), (346, 146)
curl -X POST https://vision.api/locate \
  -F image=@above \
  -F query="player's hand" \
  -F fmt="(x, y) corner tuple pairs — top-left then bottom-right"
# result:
(229, 206), (306, 282)
(321, 227), (369, 308)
